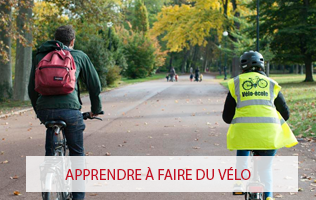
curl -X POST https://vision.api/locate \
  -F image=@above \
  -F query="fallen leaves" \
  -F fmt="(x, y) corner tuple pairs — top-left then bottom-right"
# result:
(274, 194), (283, 198)
(105, 152), (111, 156)
(1, 160), (8, 164)
(13, 191), (21, 195)
(85, 152), (93, 156)
(193, 147), (200, 149)
(10, 175), (19, 179)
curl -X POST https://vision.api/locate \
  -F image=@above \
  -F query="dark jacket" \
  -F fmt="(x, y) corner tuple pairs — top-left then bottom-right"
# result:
(28, 41), (102, 114)
(222, 71), (290, 124)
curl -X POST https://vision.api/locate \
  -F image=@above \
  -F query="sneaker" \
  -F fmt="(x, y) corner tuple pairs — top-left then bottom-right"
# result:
(233, 181), (244, 193)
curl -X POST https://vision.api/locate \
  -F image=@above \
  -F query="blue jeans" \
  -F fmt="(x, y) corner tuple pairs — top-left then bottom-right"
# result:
(236, 150), (277, 199)
(37, 109), (86, 200)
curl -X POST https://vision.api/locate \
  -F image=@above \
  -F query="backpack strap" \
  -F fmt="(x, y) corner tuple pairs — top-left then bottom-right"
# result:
(63, 46), (83, 106)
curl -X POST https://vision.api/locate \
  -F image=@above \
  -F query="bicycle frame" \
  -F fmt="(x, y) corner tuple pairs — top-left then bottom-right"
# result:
(41, 124), (71, 200)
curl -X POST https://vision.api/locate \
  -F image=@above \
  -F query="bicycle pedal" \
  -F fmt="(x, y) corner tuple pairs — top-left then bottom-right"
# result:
(233, 192), (245, 195)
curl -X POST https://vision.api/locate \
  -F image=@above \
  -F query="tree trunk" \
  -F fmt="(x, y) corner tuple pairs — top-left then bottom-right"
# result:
(168, 52), (173, 72)
(295, 64), (298, 74)
(13, 0), (34, 101)
(282, 65), (285, 74)
(181, 49), (190, 73)
(231, 0), (240, 40)
(191, 45), (199, 70)
(304, 56), (314, 82)
(203, 47), (209, 72)
(0, 1), (13, 100)
(266, 61), (270, 77)
(231, 57), (240, 78)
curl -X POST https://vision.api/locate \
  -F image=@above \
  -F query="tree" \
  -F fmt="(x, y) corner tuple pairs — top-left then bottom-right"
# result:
(13, 0), (34, 101)
(32, 1), (69, 48)
(259, 0), (316, 82)
(122, 31), (156, 78)
(151, 0), (226, 52)
(132, 0), (149, 32)
(0, 0), (13, 100)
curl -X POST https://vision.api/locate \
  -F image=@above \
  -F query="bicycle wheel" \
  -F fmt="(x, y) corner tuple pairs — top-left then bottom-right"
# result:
(258, 79), (268, 88)
(242, 80), (253, 90)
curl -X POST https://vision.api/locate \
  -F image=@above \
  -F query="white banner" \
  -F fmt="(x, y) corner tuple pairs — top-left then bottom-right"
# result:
(26, 156), (298, 192)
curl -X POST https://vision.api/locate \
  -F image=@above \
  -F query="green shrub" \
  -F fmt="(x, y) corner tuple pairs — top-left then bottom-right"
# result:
(123, 33), (156, 79)
(106, 65), (121, 86)
(76, 36), (110, 87)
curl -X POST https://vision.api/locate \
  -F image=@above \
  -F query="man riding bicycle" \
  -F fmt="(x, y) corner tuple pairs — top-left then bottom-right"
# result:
(222, 51), (298, 200)
(28, 25), (102, 200)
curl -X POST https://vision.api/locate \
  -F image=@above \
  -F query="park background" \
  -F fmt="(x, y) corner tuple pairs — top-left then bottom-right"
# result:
(0, 0), (315, 137)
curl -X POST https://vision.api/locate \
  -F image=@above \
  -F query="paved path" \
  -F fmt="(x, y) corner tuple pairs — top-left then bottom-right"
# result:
(0, 74), (315, 199)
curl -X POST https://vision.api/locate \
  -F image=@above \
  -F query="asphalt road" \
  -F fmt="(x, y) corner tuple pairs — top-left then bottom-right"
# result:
(0, 74), (315, 200)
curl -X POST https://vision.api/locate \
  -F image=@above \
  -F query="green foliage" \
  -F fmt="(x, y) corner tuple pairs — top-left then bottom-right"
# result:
(123, 33), (156, 79)
(33, 1), (69, 48)
(76, 27), (127, 87)
(132, 0), (150, 32)
(76, 35), (109, 87)
(251, 0), (316, 81)
(106, 65), (121, 86)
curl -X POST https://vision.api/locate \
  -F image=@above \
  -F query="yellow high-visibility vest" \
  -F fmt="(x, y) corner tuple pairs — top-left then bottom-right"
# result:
(227, 72), (298, 150)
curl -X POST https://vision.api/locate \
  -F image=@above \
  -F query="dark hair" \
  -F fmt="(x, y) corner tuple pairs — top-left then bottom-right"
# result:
(54, 25), (75, 47)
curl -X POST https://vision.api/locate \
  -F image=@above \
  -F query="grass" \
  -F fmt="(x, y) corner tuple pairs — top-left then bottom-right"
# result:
(216, 74), (316, 137)
(0, 99), (31, 115)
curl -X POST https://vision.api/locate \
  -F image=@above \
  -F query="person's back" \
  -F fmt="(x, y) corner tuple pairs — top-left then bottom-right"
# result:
(170, 67), (175, 75)
(28, 25), (102, 200)
(222, 51), (297, 200)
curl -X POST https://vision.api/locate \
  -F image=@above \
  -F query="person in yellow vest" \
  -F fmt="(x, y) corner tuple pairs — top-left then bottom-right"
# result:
(222, 51), (298, 200)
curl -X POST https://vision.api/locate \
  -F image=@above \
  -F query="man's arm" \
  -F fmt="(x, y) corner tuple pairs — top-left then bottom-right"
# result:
(80, 54), (102, 114)
(222, 92), (236, 124)
(274, 92), (290, 121)
(28, 61), (39, 113)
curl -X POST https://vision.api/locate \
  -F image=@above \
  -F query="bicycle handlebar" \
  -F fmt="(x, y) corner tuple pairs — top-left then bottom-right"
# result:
(82, 111), (104, 121)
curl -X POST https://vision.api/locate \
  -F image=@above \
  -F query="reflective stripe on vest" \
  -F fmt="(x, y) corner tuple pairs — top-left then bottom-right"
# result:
(231, 117), (280, 124)
(280, 118), (285, 125)
(234, 76), (276, 108)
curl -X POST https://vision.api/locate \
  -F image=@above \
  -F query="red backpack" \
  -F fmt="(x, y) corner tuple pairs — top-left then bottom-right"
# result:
(35, 43), (76, 95)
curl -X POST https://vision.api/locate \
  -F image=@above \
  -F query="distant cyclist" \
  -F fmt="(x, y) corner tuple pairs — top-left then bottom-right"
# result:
(28, 25), (102, 200)
(222, 51), (297, 200)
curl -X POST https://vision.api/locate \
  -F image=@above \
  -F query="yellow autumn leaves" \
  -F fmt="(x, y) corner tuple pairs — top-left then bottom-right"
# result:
(151, 0), (252, 52)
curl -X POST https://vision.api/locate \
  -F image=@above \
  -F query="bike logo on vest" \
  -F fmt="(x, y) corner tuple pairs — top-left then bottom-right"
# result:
(241, 76), (268, 97)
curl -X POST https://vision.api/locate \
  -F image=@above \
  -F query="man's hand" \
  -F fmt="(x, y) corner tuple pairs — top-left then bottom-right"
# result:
(89, 112), (98, 118)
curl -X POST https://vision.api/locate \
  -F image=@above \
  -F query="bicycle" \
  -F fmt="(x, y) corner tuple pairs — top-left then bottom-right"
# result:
(242, 76), (268, 90)
(233, 150), (265, 200)
(41, 111), (103, 200)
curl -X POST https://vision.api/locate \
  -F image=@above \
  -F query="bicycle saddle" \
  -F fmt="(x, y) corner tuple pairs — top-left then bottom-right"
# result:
(45, 121), (67, 129)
